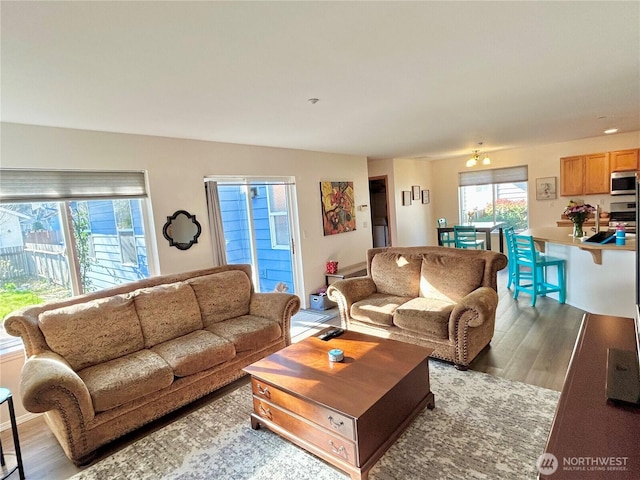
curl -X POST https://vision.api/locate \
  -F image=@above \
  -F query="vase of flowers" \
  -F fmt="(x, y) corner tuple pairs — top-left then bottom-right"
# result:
(564, 201), (595, 238)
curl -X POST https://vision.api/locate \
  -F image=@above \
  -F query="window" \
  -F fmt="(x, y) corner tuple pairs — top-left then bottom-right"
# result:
(266, 184), (291, 250)
(459, 166), (529, 231)
(114, 199), (138, 266)
(0, 170), (153, 351)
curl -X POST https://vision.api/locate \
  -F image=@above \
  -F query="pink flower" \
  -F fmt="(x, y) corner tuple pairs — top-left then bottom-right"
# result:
(564, 202), (595, 224)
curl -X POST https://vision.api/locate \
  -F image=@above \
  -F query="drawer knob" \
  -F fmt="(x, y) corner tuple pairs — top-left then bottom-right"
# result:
(258, 403), (272, 420)
(328, 440), (347, 459)
(327, 415), (344, 430)
(257, 384), (271, 399)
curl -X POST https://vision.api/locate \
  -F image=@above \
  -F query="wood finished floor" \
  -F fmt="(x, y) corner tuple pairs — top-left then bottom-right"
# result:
(1, 270), (585, 479)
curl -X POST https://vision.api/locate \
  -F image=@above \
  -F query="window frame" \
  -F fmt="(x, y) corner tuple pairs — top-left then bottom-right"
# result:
(0, 169), (156, 353)
(458, 166), (529, 231)
(266, 184), (291, 250)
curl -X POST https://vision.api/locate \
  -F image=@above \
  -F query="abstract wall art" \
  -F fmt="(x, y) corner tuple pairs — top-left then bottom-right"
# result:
(320, 181), (356, 236)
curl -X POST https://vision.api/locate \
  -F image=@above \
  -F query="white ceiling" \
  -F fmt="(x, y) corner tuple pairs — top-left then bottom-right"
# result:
(2, 1), (639, 160)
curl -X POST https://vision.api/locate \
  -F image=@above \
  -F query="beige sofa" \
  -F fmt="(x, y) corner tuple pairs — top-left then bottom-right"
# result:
(327, 246), (507, 369)
(3, 264), (300, 465)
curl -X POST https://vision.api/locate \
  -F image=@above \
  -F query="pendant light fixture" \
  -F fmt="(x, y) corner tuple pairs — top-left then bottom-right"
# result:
(466, 142), (491, 167)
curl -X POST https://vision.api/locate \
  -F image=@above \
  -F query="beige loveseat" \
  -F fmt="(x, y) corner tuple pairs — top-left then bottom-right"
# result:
(327, 246), (507, 369)
(3, 264), (300, 465)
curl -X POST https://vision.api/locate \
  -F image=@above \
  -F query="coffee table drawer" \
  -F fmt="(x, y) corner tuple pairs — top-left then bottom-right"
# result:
(251, 378), (355, 440)
(253, 397), (358, 466)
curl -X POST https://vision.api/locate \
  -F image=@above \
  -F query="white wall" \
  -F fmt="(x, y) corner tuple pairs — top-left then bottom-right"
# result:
(368, 157), (435, 247)
(0, 122), (373, 422)
(368, 131), (640, 247)
(0, 123), (373, 299)
(431, 131), (640, 232)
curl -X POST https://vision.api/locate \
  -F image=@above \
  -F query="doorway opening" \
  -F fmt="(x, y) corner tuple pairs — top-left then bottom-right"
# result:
(369, 176), (391, 247)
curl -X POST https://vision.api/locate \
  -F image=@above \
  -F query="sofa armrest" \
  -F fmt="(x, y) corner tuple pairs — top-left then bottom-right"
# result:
(250, 292), (301, 344)
(449, 287), (498, 331)
(327, 277), (377, 327)
(20, 351), (95, 422)
(3, 308), (50, 357)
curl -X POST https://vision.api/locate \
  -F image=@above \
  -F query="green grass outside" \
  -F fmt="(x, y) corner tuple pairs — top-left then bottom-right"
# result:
(0, 289), (43, 320)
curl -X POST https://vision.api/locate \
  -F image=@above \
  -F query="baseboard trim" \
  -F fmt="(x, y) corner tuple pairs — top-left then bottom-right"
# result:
(1, 411), (41, 432)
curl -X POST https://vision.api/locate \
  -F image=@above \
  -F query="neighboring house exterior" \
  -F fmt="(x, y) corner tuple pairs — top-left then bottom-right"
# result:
(0, 200), (149, 291)
(79, 199), (150, 291)
(219, 185), (293, 293)
(0, 207), (28, 250)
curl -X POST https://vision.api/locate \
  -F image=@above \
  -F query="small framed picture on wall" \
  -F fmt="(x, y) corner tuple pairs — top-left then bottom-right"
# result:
(421, 189), (430, 204)
(402, 190), (412, 206)
(412, 185), (421, 200)
(535, 177), (557, 200)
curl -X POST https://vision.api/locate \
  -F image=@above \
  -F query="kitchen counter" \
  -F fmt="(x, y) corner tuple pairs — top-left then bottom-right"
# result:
(519, 227), (635, 318)
(523, 226), (634, 265)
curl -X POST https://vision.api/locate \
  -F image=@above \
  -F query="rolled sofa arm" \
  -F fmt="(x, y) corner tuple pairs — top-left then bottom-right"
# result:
(20, 351), (95, 423)
(250, 292), (301, 345)
(450, 287), (499, 329)
(3, 307), (50, 357)
(327, 277), (377, 327)
(448, 287), (498, 366)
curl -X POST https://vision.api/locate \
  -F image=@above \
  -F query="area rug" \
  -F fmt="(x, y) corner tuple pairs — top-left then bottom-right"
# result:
(71, 361), (559, 480)
(290, 309), (337, 337)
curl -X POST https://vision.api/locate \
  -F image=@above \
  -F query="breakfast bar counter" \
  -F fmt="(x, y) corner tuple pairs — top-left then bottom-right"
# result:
(520, 227), (635, 318)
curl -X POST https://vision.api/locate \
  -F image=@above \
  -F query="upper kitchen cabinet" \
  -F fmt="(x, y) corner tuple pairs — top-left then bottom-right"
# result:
(584, 152), (610, 194)
(560, 153), (610, 196)
(610, 149), (639, 172)
(560, 156), (584, 196)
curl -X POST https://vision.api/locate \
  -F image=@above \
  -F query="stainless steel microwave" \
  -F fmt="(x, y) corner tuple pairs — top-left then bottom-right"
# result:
(611, 171), (637, 196)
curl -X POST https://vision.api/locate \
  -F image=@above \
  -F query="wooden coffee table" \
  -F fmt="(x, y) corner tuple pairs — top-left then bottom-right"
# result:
(243, 330), (435, 480)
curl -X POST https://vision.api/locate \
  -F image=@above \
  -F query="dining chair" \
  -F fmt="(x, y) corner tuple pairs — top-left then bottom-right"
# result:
(512, 234), (566, 307)
(437, 218), (456, 247)
(453, 225), (485, 249)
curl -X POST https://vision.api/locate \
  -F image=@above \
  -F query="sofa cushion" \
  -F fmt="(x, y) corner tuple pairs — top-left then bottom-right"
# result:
(78, 349), (174, 412)
(393, 297), (455, 339)
(187, 271), (252, 327)
(133, 282), (204, 348)
(39, 295), (144, 371)
(205, 315), (282, 352)
(351, 293), (412, 326)
(419, 253), (485, 302)
(370, 253), (422, 297)
(151, 330), (236, 377)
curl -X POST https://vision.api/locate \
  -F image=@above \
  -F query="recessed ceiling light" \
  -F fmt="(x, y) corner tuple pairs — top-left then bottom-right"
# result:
(604, 128), (618, 134)
(308, 98), (319, 104)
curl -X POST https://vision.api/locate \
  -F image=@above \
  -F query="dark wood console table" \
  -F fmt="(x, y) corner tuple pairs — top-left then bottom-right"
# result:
(541, 313), (640, 479)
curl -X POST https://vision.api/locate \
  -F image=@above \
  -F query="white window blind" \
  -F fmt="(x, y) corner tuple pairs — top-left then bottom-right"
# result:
(459, 166), (528, 187)
(0, 169), (147, 203)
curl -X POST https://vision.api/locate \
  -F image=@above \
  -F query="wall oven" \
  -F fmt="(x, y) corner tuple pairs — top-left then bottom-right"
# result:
(611, 171), (637, 196)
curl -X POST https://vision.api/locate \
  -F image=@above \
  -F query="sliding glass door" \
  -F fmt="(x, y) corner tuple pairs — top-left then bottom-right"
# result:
(206, 178), (298, 294)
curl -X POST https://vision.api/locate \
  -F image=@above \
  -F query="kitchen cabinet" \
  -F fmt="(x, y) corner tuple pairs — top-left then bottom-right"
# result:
(559, 153), (610, 196)
(610, 148), (639, 172)
(584, 152), (610, 194)
(559, 156), (584, 196)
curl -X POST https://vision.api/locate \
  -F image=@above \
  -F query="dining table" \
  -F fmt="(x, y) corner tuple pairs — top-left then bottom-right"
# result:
(437, 221), (507, 253)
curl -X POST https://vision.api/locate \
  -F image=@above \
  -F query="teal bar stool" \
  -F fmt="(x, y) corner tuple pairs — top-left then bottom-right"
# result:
(454, 226), (485, 249)
(437, 218), (456, 247)
(504, 226), (516, 289)
(504, 226), (532, 289)
(512, 234), (566, 307)
(0, 387), (25, 480)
